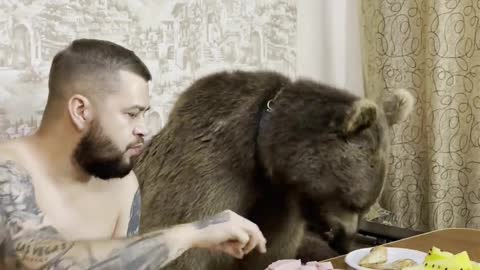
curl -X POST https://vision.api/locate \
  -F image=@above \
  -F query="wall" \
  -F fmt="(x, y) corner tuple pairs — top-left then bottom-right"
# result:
(296, 0), (364, 97)
(0, 0), (297, 139)
(0, 0), (364, 140)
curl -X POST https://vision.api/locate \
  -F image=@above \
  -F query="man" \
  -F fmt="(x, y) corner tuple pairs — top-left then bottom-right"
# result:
(0, 39), (267, 269)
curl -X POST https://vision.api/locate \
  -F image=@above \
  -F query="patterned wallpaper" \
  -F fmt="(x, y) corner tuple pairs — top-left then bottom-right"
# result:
(0, 0), (297, 140)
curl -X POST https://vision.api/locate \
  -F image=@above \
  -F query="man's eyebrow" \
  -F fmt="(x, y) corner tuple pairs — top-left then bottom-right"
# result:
(125, 105), (150, 112)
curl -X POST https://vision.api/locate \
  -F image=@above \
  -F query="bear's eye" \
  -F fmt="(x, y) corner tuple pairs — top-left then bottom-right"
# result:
(346, 138), (364, 149)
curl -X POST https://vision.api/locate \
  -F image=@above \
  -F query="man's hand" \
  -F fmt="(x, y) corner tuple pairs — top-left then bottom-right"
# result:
(189, 210), (267, 259)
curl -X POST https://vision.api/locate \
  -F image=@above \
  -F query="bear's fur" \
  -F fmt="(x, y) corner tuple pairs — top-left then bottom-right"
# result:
(134, 70), (414, 270)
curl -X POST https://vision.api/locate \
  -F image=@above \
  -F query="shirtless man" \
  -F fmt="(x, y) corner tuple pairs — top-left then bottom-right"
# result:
(0, 39), (267, 269)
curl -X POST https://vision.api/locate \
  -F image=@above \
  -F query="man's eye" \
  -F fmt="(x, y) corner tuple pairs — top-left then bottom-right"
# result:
(127, 112), (138, 118)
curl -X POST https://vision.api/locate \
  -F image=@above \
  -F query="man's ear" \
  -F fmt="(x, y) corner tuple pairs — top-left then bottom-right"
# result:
(68, 94), (93, 131)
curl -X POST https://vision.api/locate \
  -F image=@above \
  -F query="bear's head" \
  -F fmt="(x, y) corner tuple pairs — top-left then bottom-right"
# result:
(257, 80), (414, 253)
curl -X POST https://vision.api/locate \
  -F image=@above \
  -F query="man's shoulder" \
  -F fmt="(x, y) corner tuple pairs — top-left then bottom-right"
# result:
(0, 159), (31, 203)
(0, 140), (35, 191)
(122, 170), (139, 183)
(0, 142), (43, 234)
(0, 138), (29, 165)
(111, 171), (141, 237)
(102, 171), (139, 211)
(0, 141), (30, 182)
(116, 171), (139, 199)
(122, 172), (141, 236)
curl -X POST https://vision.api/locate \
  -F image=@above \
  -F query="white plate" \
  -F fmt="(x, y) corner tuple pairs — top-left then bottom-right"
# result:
(345, 247), (427, 270)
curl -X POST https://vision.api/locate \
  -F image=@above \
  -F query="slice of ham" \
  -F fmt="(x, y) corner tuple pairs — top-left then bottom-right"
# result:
(306, 261), (335, 270)
(266, 260), (336, 270)
(266, 259), (302, 270)
(300, 265), (318, 270)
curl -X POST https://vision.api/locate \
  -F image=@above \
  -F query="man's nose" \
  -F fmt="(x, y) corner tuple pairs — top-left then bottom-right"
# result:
(133, 126), (148, 138)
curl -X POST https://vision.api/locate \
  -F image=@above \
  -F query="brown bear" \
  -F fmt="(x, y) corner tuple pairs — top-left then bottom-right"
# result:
(134, 70), (413, 270)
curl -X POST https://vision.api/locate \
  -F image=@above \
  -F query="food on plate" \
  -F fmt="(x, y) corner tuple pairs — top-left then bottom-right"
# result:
(266, 259), (301, 270)
(425, 247), (454, 261)
(403, 247), (479, 270)
(365, 259), (418, 270)
(359, 246), (388, 267)
(358, 246), (417, 270)
(266, 259), (338, 270)
(306, 261), (335, 270)
(353, 246), (478, 270)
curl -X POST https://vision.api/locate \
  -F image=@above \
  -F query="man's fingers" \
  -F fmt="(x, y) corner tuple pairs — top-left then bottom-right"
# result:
(230, 227), (249, 246)
(200, 210), (268, 256)
(218, 242), (245, 259)
(242, 221), (267, 254)
(257, 238), (267, 253)
(242, 236), (257, 254)
(242, 225), (259, 254)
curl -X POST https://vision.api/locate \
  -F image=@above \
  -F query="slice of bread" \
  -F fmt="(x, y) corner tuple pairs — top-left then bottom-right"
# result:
(359, 246), (388, 267)
(366, 259), (417, 270)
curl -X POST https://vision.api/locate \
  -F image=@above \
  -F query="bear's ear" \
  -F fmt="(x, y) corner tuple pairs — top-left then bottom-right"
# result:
(381, 88), (414, 126)
(343, 99), (378, 135)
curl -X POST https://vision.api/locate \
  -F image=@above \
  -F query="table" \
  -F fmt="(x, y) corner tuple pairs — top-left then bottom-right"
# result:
(327, 228), (480, 269)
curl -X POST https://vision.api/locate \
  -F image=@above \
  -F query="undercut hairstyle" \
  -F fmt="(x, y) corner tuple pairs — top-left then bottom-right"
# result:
(47, 39), (151, 102)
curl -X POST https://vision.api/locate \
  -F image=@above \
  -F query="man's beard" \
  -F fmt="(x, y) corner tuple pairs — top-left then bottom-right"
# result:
(73, 121), (138, 180)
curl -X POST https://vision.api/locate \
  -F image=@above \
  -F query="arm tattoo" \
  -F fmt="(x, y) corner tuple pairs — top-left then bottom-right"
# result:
(0, 208), (16, 269)
(0, 161), (190, 269)
(86, 233), (170, 270)
(193, 211), (231, 229)
(127, 188), (141, 236)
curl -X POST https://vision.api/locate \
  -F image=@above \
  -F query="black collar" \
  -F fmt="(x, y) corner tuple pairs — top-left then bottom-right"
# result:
(264, 85), (286, 114)
(253, 85), (286, 181)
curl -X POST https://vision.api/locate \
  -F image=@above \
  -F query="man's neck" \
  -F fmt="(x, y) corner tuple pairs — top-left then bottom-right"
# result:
(29, 124), (91, 183)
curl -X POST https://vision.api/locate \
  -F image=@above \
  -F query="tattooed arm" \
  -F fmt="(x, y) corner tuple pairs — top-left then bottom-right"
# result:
(4, 218), (195, 270)
(0, 161), (267, 269)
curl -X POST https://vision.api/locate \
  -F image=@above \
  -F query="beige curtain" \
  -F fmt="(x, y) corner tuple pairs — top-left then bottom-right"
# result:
(361, 0), (480, 231)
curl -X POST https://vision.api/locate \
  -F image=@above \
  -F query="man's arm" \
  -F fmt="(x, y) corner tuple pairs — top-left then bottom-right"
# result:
(0, 160), (195, 269)
(4, 215), (194, 269)
(0, 160), (267, 269)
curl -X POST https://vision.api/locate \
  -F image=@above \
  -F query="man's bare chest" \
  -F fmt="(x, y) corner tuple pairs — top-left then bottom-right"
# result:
(30, 174), (121, 240)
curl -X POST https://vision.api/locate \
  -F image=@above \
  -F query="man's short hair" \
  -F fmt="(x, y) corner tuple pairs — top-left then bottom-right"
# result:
(48, 39), (152, 99)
